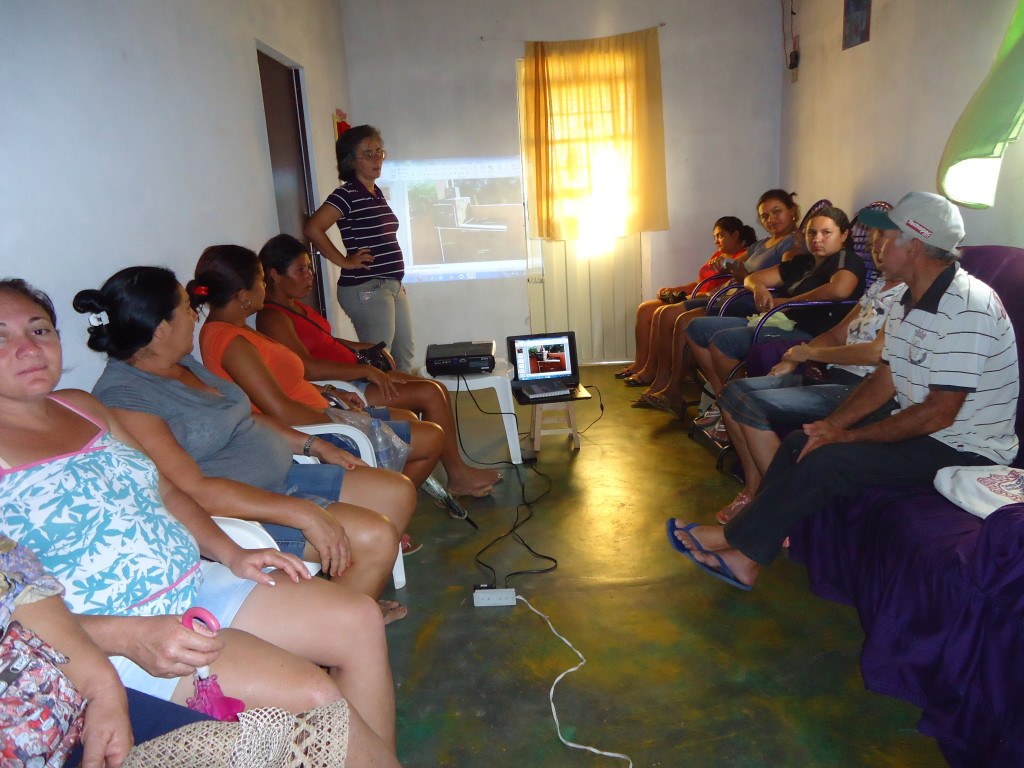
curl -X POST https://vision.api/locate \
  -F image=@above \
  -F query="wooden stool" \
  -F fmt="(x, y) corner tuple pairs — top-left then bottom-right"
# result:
(529, 401), (580, 452)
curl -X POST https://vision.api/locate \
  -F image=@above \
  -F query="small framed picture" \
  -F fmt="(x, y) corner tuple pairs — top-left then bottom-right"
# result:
(843, 0), (872, 50)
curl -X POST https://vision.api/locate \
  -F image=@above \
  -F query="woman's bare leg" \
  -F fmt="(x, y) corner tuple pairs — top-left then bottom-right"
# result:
(230, 575), (397, 749)
(306, 504), (397, 597)
(636, 304), (673, 386)
(644, 305), (700, 393)
(722, 412), (760, 495)
(743, 421), (783, 480)
(709, 345), (742, 396)
(373, 409), (443, 487)
(168, 627), (342, 712)
(648, 310), (704, 402)
(341, 466), (417, 534)
(688, 341), (720, 395)
(366, 379), (499, 495)
(316, 467), (415, 596)
(628, 299), (664, 374)
(346, 706), (403, 768)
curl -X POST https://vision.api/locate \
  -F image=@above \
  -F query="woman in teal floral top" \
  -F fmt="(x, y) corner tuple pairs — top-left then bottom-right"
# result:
(0, 280), (400, 764)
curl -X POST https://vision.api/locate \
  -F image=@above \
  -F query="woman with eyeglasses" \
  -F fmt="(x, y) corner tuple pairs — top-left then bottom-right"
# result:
(304, 125), (415, 372)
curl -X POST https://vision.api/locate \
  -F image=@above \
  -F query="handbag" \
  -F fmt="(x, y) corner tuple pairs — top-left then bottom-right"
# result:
(341, 340), (392, 373)
(0, 621), (86, 767)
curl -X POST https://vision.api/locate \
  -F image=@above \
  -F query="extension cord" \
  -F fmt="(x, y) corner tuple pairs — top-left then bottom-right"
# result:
(473, 586), (517, 607)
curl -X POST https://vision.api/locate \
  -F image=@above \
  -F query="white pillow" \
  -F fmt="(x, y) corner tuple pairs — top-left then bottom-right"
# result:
(933, 464), (1024, 518)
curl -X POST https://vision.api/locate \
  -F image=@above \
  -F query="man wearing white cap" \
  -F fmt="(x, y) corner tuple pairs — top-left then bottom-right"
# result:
(668, 192), (1019, 590)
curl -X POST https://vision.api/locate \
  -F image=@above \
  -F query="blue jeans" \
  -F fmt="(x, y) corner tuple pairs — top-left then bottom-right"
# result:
(717, 373), (861, 431)
(337, 278), (415, 372)
(725, 422), (991, 565)
(686, 316), (812, 359)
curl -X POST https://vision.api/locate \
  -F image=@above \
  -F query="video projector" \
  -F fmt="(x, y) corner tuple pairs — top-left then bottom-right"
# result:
(425, 340), (496, 376)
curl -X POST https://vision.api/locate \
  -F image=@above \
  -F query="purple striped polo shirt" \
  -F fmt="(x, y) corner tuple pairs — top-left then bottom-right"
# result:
(324, 180), (405, 285)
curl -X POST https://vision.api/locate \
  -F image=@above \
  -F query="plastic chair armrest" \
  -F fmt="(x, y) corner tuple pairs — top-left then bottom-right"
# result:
(294, 423), (377, 468)
(212, 516), (321, 576)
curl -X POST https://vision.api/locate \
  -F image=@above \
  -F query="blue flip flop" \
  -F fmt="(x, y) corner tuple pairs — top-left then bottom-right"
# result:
(666, 518), (752, 591)
(666, 519), (705, 554)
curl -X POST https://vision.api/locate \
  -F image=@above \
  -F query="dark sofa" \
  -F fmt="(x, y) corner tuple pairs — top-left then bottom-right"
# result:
(787, 245), (1024, 767)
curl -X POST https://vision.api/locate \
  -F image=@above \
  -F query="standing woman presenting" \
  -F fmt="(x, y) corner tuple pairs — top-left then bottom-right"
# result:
(305, 125), (414, 372)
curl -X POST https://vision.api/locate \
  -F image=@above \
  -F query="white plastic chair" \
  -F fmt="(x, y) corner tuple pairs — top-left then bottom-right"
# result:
(212, 516), (321, 577)
(313, 379), (367, 408)
(291, 422), (375, 467)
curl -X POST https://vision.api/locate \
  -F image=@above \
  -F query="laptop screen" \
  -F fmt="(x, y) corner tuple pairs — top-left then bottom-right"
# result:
(509, 333), (574, 382)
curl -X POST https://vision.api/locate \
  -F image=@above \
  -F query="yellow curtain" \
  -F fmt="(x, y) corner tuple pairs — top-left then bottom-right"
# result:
(522, 28), (668, 243)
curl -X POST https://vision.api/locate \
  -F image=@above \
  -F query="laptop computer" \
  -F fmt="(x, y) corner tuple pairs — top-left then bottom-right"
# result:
(507, 331), (591, 405)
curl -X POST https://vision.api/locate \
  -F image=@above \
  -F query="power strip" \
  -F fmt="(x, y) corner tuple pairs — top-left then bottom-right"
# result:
(473, 587), (517, 607)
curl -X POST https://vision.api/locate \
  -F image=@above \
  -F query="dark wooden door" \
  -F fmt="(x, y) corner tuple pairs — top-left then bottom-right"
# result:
(257, 50), (326, 313)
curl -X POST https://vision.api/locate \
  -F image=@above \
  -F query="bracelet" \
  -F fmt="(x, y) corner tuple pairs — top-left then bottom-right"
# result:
(303, 435), (318, 457)
(322, 384), (336, 395)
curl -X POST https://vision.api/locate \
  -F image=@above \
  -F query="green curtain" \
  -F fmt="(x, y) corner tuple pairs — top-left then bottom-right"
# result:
(938, 0), (1024, 209)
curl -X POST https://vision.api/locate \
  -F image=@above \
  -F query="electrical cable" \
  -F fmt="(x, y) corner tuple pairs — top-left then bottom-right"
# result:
(446, 371), (630, 764)
(576, 385), (605, 434)
(450, 373), (522, 467)
(518, 595), (634, 768)
(472, 461), (556, 588)
(447, 373), (560, 587)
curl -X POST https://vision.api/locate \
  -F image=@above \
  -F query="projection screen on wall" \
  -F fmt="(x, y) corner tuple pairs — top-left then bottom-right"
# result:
(377, 156), (528, 283)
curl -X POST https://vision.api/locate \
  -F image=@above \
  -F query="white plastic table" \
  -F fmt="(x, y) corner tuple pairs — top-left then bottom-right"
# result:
(418, 360), (522, 464)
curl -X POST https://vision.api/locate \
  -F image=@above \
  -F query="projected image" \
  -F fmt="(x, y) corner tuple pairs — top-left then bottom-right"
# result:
(378, 157), (528, 283)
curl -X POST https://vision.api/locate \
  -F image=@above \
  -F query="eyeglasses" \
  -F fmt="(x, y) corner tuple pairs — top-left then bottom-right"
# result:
(357, 149), (387, 160)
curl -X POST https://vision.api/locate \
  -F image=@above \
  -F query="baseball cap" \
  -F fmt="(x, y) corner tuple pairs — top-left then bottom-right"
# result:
(857, 192), (965, 252)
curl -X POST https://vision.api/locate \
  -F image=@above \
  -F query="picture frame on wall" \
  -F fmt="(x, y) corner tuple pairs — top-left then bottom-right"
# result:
(843, 0), (872, 50)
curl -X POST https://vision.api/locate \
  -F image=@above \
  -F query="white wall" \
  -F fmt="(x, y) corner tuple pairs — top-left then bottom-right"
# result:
(338, 0), (784, 363)
(781, 0), (1024, 246)
(0, 0), (351, 389)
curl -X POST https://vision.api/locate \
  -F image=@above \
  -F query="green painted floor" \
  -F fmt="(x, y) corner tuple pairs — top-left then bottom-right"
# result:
(384, 365), (946, 768)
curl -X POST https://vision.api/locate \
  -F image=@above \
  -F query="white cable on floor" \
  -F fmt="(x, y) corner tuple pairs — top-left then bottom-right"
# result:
(517, 596), (634, 768)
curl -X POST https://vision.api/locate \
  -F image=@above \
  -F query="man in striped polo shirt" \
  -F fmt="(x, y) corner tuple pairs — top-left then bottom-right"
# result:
(669, 192), (1019, 590)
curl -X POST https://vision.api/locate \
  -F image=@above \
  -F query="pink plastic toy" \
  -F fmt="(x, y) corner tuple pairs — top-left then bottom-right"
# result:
(180, 607), (245, 721)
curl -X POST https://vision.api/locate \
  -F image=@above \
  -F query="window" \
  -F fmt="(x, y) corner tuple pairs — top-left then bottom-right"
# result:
(521, 28), (668, 246)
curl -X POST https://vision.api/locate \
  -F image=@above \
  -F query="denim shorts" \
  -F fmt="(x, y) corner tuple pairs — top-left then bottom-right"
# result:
(262, 464), (348, 556)
(364, 406), (412, 443)
(686, 316), (747, 348)
(718, 374), (860, 431)
(687, 316), (812, 359)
